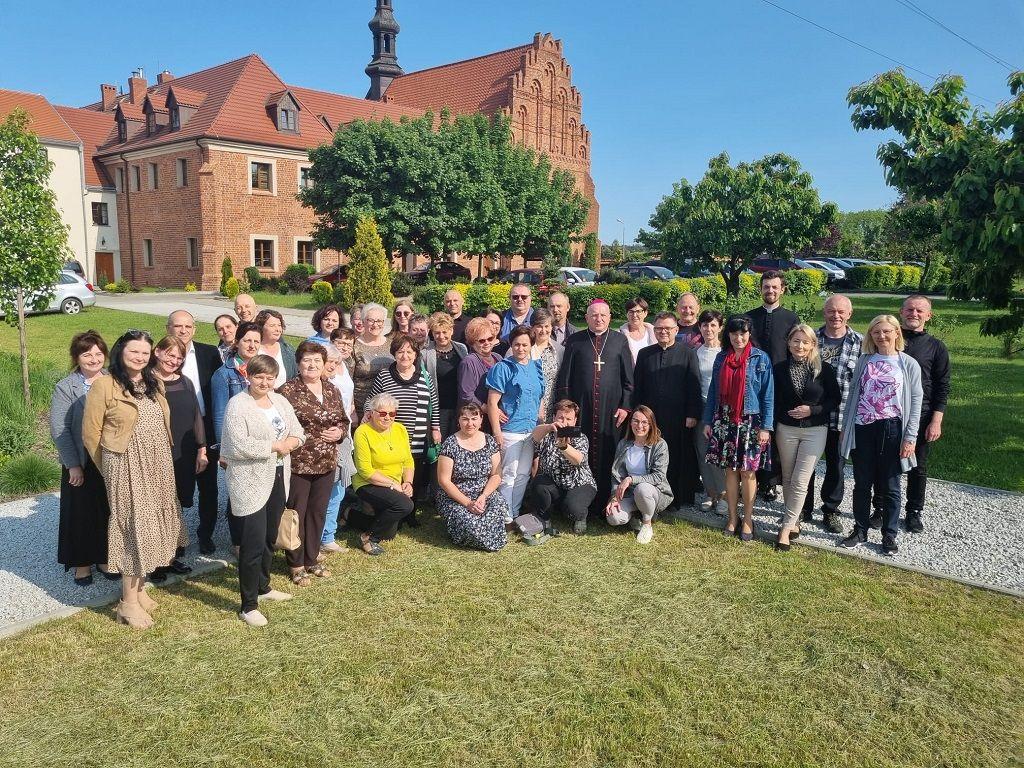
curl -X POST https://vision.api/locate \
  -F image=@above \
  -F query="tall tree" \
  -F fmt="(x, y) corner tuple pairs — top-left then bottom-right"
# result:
(639, 152), (837, 295)
(849, 69), (1024, 348)
(340, 216), (392, 308)
(0, 109), (71, 405)
(582, 232), (599, 271)
(881, 197), (946, 290)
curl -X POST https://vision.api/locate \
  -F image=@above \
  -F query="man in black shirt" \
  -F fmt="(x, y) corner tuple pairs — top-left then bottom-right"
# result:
(746, 271), (799, 501)
(633, 312), (703, 511)
(443, 289), (471, 345)
(872, 295), (950, 533)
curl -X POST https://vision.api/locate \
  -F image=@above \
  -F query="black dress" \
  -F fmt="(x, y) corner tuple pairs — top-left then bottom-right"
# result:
(163, 376), (206, 508)
(58, 460), (111, 569)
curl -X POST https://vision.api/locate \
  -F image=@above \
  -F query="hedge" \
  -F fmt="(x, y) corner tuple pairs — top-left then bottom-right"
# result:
(847, 265), (926, 292)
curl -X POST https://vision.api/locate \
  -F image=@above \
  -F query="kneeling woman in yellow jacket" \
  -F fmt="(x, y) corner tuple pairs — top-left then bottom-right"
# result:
(351, 393), (416, 556)
(83, 330), (183, 630)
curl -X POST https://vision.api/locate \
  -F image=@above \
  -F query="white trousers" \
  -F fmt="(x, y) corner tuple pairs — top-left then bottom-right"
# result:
(498, 431), (534, 519)
(775, 423), (828, 529)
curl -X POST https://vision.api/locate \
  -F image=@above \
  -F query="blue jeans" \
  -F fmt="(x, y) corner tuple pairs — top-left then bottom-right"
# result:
(320, 480), (346, 545)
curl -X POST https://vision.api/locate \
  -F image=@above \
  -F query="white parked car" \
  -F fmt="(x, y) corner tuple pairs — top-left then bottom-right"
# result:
(1, 270), (96, 317)
(800, 258), (846, 282)
(559, 267), (596, 286)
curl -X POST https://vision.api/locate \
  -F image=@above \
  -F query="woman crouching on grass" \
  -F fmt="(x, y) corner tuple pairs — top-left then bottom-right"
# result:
(221, 355), (305, 627)
(606, 405), (674, 545)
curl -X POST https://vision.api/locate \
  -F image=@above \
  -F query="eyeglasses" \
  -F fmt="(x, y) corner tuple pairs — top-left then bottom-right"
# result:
(512, 295), (530, 301)
(653, 326), (675, 333)
(631, 419), (650, 426)
(375, 410), (397, 418)
(394, 310), (412, 317)
(366, 318), (385, 326)
(477, 336), (495, 344)
(627, 309), (646, 315)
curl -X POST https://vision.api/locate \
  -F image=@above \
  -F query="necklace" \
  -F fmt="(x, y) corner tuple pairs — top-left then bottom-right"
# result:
(590, 331), (606, 372)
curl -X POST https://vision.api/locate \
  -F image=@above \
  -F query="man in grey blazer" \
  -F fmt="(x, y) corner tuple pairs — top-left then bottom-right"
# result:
(547, 291), (577, 347)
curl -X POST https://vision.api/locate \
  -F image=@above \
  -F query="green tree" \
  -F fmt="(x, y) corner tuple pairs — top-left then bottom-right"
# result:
(0, 109), (71, 405)
(639, 152), (837, 295)
(880, 198), (946, 290)
(341, 216), (392, 308)
(219, 256), (233, 295)
(582, 232), (599, 271)
(837, 209), (887, 258)
(849, 69), (1024, 353)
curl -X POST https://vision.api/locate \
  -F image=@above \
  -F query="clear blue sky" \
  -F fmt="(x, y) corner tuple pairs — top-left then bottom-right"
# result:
(2, 0), (1019, 244)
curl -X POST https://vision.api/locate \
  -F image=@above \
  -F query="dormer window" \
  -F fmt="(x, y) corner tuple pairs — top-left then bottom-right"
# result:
(280, 108), (296, 131)
(146, 112), (156, 135)
(118, 120), (127, 143)
(266, 90), (301, 134)
(170, 108), (180, 131)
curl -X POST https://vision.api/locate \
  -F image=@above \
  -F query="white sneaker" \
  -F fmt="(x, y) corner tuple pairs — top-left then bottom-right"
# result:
(320, 541), (344, 554)
(239, 609), (268, 627)
(637, 523), (654, 545)
(257, 589), (293, 603)
(629, 516), (643, 532)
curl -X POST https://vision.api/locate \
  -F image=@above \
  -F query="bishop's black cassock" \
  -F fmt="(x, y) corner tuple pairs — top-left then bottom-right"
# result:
(633, 341), (703, 506)
(555, 328), (633, 510)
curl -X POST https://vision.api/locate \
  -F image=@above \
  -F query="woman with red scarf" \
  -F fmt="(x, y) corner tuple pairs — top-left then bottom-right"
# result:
(702, 315), (775, 541)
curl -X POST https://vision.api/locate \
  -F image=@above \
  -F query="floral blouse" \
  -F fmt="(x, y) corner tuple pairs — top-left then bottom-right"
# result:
(279, 378), (349, 475)
(533, 431), (597, 490)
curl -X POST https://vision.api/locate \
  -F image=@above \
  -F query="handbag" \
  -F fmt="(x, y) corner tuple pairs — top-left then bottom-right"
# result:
(422, 365), (441, 464)
(275, 507), (301, 551)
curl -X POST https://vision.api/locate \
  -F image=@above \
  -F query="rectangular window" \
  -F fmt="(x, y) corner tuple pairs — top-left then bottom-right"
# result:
(91, 202), (108, 226)
(148, 162), (159, 190)
(251, 161), (272, 192)
(132, 166), (141, 192)
(186, 238), (199, 269)
(143, 239), (154, 268)
(170, 108), (180, 131)
(279, 108), (296, 131)
(176, 158), (188, 187)
(253, 239), (274, 269)
(115, 167), (124, 193)
(296, 240), (315, 267)
(299, 166), (313, 190)
(146, 113), (155, 135)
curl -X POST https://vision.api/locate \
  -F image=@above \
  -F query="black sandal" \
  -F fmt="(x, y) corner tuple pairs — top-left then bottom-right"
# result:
(360, 534), (385, 556)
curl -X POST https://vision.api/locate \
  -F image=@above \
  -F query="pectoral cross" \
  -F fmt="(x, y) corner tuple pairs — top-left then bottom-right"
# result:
(593, 357), (604, 371)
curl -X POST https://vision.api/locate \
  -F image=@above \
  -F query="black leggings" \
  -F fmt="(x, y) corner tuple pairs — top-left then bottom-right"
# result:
(529, 474), (596, 524)
(236, 468), (285, 613)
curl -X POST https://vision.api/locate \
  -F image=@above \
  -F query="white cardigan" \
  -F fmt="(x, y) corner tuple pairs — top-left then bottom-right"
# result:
(220, 391), (306, 517)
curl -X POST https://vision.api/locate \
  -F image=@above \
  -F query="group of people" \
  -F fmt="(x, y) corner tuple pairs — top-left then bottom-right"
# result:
(51, 271), (950, 629)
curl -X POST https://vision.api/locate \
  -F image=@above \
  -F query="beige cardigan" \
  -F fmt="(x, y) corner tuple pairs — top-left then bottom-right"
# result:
(82, 375), (171, 468)
(220, 391), (305, 517)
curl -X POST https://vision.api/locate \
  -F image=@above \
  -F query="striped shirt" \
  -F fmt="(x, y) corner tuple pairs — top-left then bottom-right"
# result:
(367, 363), (440, 456)
(816, 325), (864, 431)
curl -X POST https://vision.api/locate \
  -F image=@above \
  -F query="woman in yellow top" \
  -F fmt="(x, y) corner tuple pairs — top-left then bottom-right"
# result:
(351, 393), (415, 555)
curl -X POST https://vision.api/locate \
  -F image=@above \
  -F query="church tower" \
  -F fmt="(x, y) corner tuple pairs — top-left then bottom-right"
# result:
(365, 0), (404, 101)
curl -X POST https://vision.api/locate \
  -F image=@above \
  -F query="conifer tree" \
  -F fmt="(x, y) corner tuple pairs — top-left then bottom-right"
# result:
(342, 216), (392, 308)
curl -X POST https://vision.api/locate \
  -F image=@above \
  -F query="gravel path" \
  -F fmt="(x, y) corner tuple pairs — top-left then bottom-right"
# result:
(1, 466), (1021, 637)
(678, 463), (1024, 593)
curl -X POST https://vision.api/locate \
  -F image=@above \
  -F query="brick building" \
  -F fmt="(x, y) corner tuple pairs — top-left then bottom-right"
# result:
(4, 2), (599, 289)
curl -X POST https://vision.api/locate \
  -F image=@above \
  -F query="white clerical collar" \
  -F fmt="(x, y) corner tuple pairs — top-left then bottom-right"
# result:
(589, 329), (607, 337)
(762, 304), (780, 313)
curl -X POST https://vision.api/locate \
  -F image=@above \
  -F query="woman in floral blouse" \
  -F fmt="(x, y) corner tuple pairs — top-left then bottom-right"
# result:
(279, 341), (349, 585)
(528, 400), (597, 535)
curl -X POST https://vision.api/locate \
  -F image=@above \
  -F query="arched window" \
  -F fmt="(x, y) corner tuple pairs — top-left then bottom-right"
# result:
(516, 105), (529, 146)
(568, 118), (578, 157)
(558, 89), (568, 155)
(531, 81), (543, 150)
(546, 64), (557, 151)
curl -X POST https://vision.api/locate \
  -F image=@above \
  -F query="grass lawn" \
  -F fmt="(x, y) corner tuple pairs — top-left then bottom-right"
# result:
(0, 517), (1021, 767)
(247, 290), (324, 311)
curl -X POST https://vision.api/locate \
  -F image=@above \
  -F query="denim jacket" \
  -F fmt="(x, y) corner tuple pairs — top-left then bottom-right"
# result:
(211, 356), (249, 445)
(701, 346), (775, 430)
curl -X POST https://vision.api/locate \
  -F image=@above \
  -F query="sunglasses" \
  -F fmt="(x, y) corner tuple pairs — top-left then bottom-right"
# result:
(394, 310), (411, 316)
(375, 410), (397, 418)
(477, 336), (495, 344)
(512, 295), (530, 301)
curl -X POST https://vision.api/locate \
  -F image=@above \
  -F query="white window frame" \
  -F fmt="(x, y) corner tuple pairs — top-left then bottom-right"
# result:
(297, 163), (313, 192)
(294, 237), (317, 270)
(148, 162), (159, 190)
(250, 234), (278, 271)
(176, 158), (188, 188)
(248, 157), (277, 195)
(143, 238), (154, 268)
(186, 237), (199, 269)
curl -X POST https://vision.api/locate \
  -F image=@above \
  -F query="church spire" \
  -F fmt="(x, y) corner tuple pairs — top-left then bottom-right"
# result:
(365, 0), (404, 101)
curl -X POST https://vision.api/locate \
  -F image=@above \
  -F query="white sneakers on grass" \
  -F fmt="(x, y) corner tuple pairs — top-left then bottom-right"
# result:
(637, 523), (654, 545)
(239, 609), (268, 627)
(257, 589), (293, 603)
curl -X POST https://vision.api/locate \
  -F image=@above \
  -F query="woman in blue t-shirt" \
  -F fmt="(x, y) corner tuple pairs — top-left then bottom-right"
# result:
(485, 325), (544, 520)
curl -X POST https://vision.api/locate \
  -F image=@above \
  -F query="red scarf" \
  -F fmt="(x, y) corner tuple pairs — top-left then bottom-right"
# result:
(719, 343), (752, 424)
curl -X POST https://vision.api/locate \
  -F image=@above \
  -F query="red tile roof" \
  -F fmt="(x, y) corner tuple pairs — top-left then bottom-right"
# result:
(381, 44), (530, 115)
(94, 54), (335, 158)
(287, 85), (424, 131)
(0, 89), (79, 143)
(166, 85), (206, 109)
(54, 106), (117, 187)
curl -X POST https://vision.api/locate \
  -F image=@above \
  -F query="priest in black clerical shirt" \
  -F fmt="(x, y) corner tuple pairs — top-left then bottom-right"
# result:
(555, 299), (633, 512)
(633, 311), (703, 510)
(746, 271), (799, 365)
(746, 270), (799, 499)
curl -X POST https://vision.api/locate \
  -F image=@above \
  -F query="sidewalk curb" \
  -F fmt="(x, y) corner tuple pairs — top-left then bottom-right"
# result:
(0, 556), (233, 641)
(666, 507), (1024, 600)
